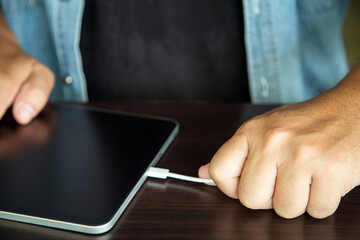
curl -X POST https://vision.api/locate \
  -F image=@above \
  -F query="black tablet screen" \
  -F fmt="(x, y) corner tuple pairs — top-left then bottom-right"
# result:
(0, 104), (178, 227)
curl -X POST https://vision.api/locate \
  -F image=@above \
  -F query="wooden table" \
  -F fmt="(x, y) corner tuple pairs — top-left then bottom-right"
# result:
(0, 102), (359, 240)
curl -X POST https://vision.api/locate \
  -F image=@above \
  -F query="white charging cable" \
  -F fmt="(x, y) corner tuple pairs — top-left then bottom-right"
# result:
(147, 167), (214, 184)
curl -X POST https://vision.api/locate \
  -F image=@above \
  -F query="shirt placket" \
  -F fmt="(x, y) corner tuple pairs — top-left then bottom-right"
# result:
(51, 0), (88, 102)
(244, 0), (282, 103)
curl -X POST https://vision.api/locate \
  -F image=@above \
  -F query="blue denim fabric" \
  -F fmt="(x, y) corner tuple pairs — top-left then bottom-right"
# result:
(0, 0), (350, 103)
(0, 0), (88, 102)
(244, 0), (349, 103)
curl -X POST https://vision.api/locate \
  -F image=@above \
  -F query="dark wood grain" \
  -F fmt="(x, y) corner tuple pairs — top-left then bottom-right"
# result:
(0, 101), (359, 240)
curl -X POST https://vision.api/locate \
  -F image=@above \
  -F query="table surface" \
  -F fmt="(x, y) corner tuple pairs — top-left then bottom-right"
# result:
(0, 101), (359, 240)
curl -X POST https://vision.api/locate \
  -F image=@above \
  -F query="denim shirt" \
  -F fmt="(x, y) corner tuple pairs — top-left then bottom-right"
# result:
(0, 0), (350, 104)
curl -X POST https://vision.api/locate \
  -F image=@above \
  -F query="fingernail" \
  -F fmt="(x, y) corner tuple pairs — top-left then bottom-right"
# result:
(17, 103), (35, 123)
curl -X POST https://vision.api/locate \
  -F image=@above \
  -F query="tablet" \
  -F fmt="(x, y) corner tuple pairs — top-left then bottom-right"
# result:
(0, 104), (179, 234)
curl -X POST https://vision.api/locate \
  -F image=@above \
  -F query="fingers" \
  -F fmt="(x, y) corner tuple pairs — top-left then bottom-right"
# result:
(202, 97), (360, 220)
(237, 151), (277, 209)
(12, 63), (54, 125)
(0, 53), (54, 124)
(208, 132), (248, 199)
(198, 163), (211, 178)
(306, 175), (342, 219)
(272, 164), (311, 218)
(198, 163), (216, 186)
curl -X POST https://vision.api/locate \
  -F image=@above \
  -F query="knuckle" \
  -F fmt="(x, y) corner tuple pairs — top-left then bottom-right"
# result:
(41, 63), (54, 79)
(292, 141), (327, 171)
(243, 116), (262, 130)
(34, 62), (55, 86)
(238, 115), (263, 134)
(293, 144), (313, 163)
(267, 127), (292, 143)
(25, 84), (49, 103)
(320, 161), (342, 179)
(292, 142), (321, 165)
(234, 122), (250, 137)
(262, 127), (292, 153)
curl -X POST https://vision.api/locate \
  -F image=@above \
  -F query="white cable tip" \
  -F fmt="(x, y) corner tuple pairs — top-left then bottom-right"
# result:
(147, 167), (215, 184)
(147, 167), (169, 179)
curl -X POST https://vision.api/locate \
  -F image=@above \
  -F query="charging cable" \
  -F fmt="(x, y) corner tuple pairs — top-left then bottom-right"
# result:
(147, 167), (214, 184)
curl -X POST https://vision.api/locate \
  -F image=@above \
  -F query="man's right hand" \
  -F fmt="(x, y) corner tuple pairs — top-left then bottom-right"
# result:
(0, 11), (54, 125)
(199, 64), (360, 219)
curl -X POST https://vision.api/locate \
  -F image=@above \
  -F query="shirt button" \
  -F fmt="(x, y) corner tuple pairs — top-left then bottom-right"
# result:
(63, 76), (73, 85)
(260, 77), (269, 98)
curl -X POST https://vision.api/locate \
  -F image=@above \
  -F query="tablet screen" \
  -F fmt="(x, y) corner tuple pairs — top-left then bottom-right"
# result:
(0, 104), (178, 233)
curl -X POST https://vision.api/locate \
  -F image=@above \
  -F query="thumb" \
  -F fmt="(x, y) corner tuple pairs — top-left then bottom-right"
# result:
(198, 163), (211, 178)
(198, 163), (216, 186)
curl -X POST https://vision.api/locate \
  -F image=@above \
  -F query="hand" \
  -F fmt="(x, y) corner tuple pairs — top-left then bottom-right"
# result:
(199, 65), (360, 219)
(0, 12), (54, 125)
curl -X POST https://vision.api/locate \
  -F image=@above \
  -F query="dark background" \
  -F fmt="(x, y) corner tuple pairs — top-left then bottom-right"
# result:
(80, 0), (249, 102)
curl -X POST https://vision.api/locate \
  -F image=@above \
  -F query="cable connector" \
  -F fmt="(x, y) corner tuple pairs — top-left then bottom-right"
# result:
(147, 167), (169, 179)
(147, 167), (214, 184)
